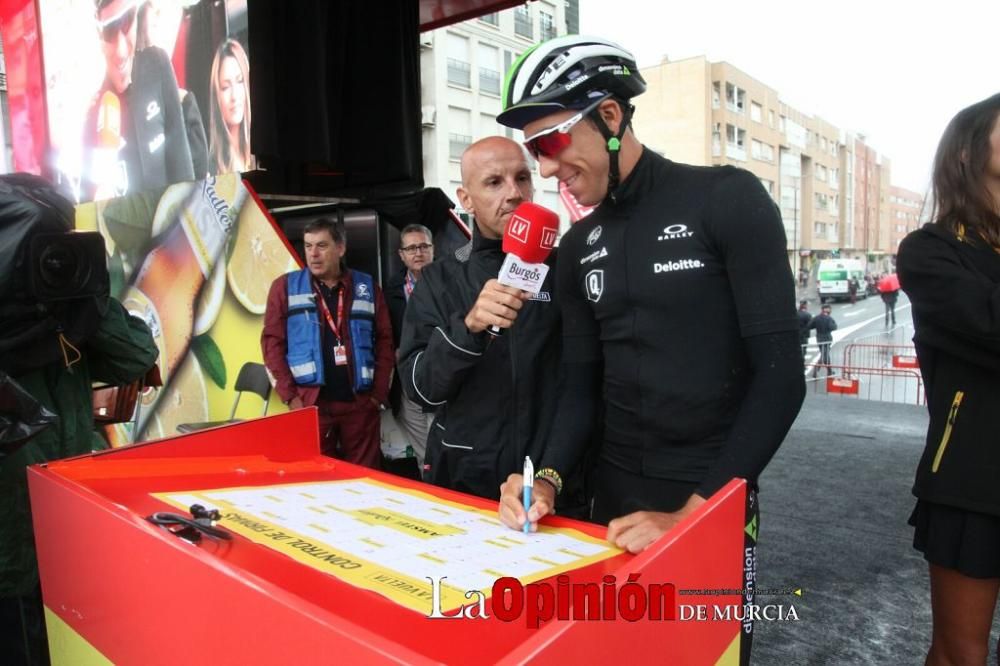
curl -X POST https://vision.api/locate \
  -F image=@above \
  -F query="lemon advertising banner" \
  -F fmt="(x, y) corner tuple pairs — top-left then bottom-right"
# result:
(76, 173), (297, 444)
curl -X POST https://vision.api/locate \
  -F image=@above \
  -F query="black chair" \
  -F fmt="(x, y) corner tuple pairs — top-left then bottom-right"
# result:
(176, 362), (272, 433)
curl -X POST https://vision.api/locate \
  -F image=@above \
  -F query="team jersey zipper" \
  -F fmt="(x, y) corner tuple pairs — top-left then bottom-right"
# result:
(931, 390), (964, 473)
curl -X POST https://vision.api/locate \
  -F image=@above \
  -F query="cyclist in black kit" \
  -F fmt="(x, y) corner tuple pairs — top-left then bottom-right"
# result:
(496, 35), (804, 551)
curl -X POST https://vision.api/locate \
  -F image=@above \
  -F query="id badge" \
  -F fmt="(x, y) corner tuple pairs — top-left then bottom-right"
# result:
(334, 344), (348, 366)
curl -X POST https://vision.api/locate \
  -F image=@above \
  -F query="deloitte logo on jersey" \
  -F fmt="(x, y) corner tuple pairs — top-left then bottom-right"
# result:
(657, 224), (694, 241)
(653, 259), (704, 274)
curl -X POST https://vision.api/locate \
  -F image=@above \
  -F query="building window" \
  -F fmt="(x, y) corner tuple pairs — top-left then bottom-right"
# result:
(479, 68), (501, 95)
(712, 82), (721, 109)
(751, 102), (762, 123)
(539, 11), (557, 41)
(752, 140), (774, 162)
(712, 123), (722, 157)
(725, 83), (745, 114)
(447, 58), (471, 88)
(479, 12), (499, 26)
(449, 133), (472, 160)
(478, 43), (501, 96)
(816, 164), (828, 182)
(726, 124), (746, 160)
(514, 5), (533, 39)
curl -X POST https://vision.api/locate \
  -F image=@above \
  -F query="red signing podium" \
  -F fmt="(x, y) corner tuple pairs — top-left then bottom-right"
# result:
(28, 409), (750, 665)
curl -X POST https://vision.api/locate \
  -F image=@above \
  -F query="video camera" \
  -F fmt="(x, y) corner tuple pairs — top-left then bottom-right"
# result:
(0, 174), (110, 375)
(27, 231), (109, 302)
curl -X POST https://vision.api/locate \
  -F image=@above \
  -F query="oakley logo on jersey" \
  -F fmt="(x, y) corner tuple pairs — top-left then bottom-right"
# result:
(585, 269), (604, 302)
(653, 259), (704, 273)
(586, 226), (602, 246)
(579, 247), (608, 264)
(657, 224), (694, 241)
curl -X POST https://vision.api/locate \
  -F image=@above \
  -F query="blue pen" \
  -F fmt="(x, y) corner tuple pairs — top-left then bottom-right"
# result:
(523, 456), (534, 534)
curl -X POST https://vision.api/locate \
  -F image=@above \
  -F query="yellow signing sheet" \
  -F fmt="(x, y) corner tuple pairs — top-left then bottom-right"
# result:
(154, 478), (621, 614)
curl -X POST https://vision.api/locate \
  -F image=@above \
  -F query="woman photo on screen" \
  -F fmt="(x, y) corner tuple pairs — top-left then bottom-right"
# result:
(208, 38), (253, 174)
(897, 92), (1000, 666)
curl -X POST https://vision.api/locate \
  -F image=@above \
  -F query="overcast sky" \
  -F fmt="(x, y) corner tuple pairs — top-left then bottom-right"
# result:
(579, 0), (999, 194)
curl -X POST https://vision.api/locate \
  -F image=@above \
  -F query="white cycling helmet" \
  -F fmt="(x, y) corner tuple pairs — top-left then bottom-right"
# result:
(497, 35), (646, 130)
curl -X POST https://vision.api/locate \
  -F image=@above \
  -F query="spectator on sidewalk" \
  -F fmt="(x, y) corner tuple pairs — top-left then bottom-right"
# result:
(809, 304), (837, 376)
(880, 286), (899, 327)
(797, 300), (812, 359)
(848, 277), (859, 305)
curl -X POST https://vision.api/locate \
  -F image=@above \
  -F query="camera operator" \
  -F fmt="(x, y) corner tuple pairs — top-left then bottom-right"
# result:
(0, 174), (158, 666)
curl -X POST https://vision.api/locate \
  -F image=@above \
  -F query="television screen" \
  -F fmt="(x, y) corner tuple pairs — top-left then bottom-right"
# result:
(39, 0), (253, 203)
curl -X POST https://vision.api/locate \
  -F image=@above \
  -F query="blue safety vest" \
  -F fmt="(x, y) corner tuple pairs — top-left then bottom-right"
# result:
(285, 268), (376, 393)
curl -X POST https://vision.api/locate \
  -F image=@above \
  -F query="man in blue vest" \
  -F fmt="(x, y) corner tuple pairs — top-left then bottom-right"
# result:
(262, 218), (394, 467)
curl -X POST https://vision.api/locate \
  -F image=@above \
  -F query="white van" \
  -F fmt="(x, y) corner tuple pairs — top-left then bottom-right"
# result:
(816, 259), (866, 303)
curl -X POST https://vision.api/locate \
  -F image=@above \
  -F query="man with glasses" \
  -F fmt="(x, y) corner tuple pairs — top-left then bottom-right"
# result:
(397, 137), (574, 507)
(385, 224), (436, 478)
(81, 0), (204, 200)
(495, 26), (804, 608)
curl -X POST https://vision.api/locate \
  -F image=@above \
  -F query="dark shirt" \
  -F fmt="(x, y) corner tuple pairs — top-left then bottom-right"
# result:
(316, 280), (353, 402)
(555, 148), (798, 485)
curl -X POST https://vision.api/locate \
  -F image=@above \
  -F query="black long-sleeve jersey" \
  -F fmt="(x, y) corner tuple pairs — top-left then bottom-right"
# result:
(544, 148), (804, 496)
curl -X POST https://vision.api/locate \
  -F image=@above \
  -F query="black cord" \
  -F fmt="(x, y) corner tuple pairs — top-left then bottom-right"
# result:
(147, 505), (232, 541)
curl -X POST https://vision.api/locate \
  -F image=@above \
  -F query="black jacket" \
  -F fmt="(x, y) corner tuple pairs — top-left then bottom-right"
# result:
(809, 313), (837, 342)
(898, 223), (1000, 516)
(397, 231), (562, 500)
(385, 269), (409, 415)
(797, 309), (812, 345)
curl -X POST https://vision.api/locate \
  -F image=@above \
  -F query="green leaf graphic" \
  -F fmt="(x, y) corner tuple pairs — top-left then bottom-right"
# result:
(191, 334), (227, 389)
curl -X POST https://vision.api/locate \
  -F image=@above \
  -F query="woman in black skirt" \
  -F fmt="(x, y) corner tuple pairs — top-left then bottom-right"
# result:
(898, 92), (1000, 665)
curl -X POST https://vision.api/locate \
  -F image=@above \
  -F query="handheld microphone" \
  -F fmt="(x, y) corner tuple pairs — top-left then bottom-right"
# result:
(487, 202), (559, 336)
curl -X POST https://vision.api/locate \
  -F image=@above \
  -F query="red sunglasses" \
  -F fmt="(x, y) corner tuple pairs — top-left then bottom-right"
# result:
(522, 94), (611, 160)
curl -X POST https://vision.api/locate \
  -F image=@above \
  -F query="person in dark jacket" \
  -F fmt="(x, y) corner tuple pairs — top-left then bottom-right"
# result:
(385, 223), (435, 478)
(398, 136), (564, 503)
(797, 300), (812, 358)
(0, 174), (158, 666)
(897, 92), (1000, 666)
(808, 304), (837, 375)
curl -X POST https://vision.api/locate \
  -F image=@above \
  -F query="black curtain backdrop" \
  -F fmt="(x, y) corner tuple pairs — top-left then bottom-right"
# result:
(247, 0), (422, 197)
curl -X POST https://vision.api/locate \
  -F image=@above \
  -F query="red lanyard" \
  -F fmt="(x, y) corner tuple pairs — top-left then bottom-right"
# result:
(314, 282), (345, 343)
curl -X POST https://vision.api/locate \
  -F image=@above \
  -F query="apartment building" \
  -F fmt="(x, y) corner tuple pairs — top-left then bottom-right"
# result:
(635, 56), (914, 273)
(419, 3), (568, 229)
(887, 184), (924, 251)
